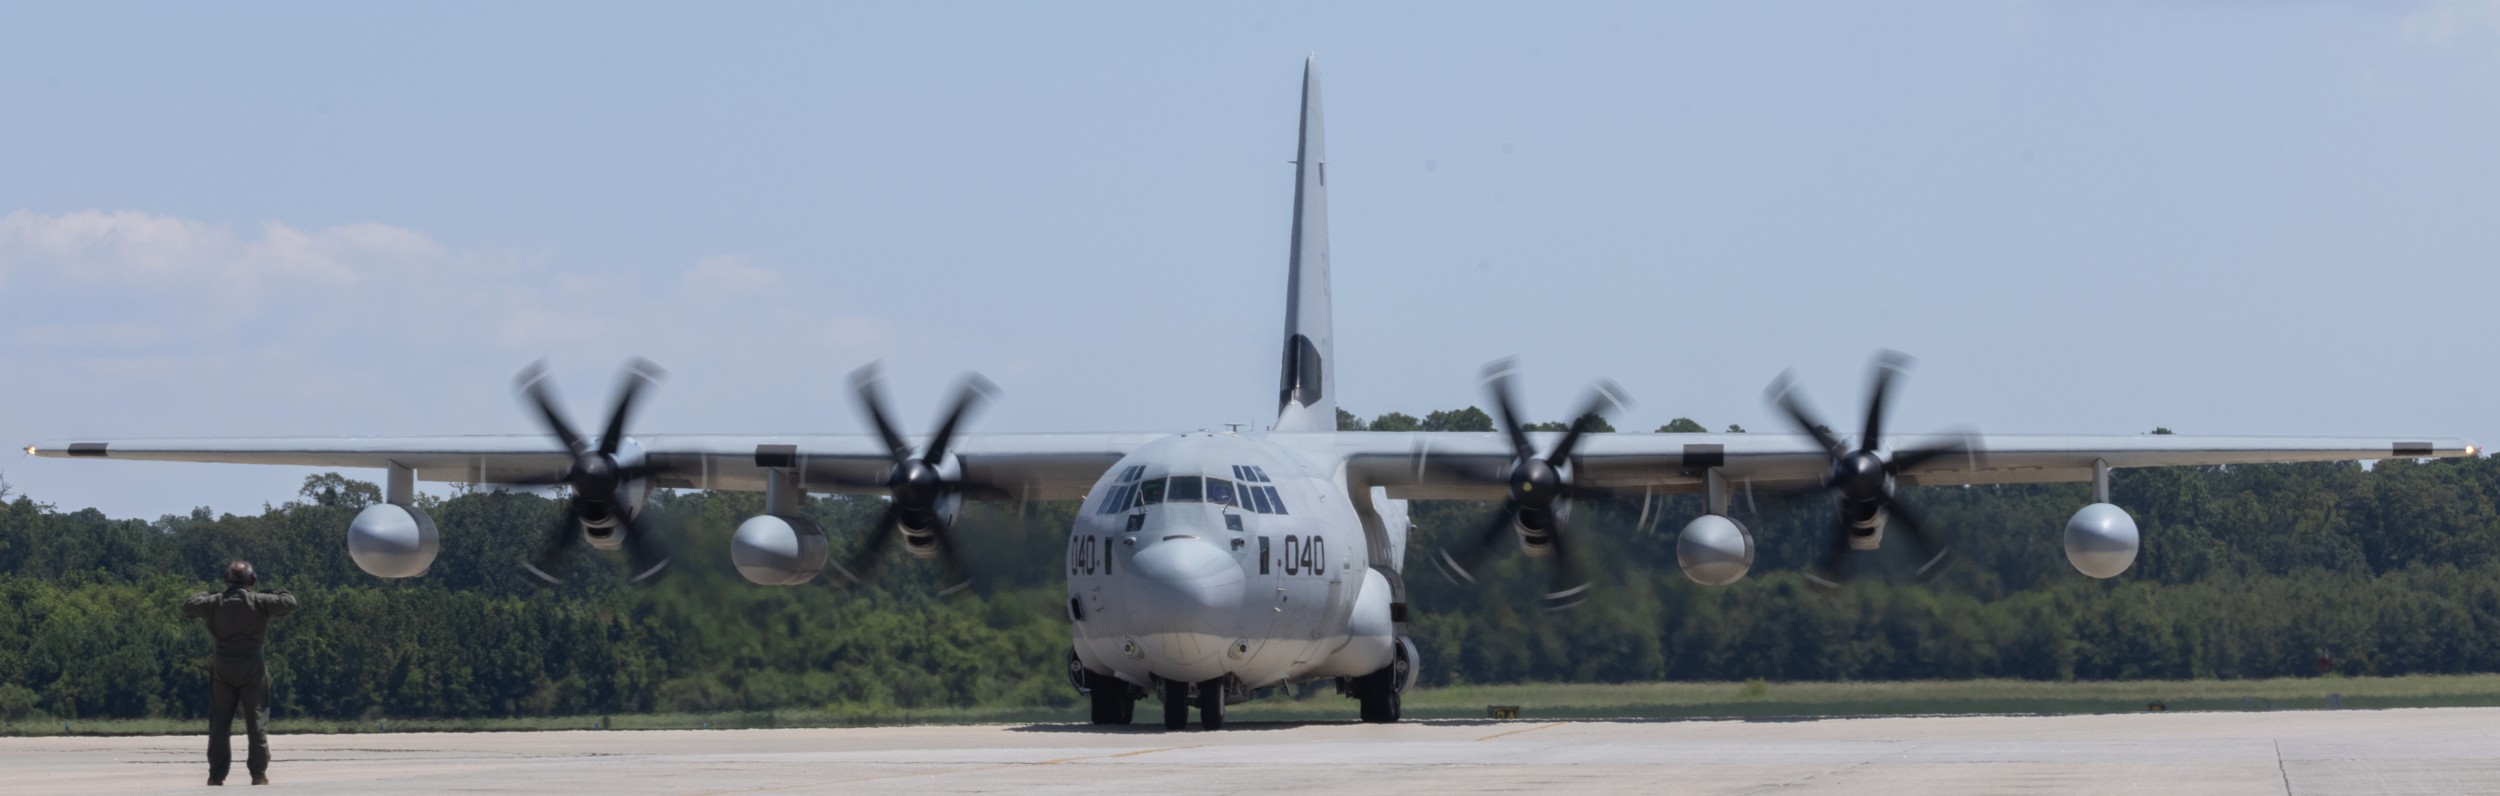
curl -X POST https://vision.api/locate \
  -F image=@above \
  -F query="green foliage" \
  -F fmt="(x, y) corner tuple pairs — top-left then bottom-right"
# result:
(0, 682), (35, 721)
(1368, 412), (1422, 432)
(1421, 407), (1494, 432)
(1725, 424), (1746, 433)
(1525, 413), (1615, 433)
(1335, 408), (1363, 431)
(1658, 418), (1707, 433)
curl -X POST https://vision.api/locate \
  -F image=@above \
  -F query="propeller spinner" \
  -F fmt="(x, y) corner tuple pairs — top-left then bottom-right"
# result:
(1764, 350), (1979, 591)
(833, 363), (1000, 595)
(514, 358), (677, 586)
(1431, 360), (1634, 611)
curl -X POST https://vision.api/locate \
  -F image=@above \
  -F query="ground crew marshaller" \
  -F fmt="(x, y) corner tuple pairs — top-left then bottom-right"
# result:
(180, 561), (297, 786)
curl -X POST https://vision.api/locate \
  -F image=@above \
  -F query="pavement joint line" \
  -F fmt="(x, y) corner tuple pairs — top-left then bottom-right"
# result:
(1038, 744), (1196, 765)
(1475, 722), (1565, 742)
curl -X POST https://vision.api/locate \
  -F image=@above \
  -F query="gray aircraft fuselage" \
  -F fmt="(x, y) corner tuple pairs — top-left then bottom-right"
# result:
(1067, 432), (1401, 702)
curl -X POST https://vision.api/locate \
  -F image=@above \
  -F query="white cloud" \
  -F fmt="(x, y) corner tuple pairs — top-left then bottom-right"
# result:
(0, 210), (434, 294)
(825, 315), (890, 349)
(684, 254), (781, 297)
(2403, 0), (2500, 45)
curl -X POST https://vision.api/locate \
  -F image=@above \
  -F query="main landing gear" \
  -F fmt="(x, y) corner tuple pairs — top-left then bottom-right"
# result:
(1162, 679), (1190, 730)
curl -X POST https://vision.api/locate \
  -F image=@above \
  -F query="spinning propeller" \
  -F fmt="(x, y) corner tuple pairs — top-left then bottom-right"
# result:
(1764, 350), (1978, 590)
(514, 358), (677, 586)
(832, 363), (1000, 595)
(1432, 360), (1633, 611)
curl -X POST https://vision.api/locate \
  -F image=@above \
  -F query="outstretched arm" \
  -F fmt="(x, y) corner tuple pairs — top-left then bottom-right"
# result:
(258, 590), (298, 618)
(179, 592), (217, 619)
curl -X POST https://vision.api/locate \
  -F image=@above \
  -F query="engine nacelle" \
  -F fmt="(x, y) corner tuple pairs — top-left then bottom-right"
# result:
(731, 514), (830, 585)
(348, 503), (440, 578)
(1512, 501), (1570, 558)
(1676, 514), (1756, 586)
(2064, 502), (2140, 579)
(898, 492), (965, 560)
(581, 519), (627, 551)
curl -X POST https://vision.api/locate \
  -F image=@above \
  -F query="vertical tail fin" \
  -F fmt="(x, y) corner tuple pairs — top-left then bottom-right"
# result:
(1274, 57), (1337, 433)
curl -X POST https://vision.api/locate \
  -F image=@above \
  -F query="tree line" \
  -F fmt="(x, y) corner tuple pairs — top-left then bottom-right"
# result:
(0, 410), (2495, 722)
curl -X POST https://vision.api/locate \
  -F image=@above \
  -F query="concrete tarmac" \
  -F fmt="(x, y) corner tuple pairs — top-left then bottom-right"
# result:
(12, 707), (2500, 794)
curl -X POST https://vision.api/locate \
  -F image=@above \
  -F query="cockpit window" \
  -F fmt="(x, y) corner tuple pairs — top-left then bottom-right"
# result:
(1205, 478), (1238, 508)
(1095, 483), (1138, 515)
(1140, 478), (1166, 505)
(1168, 475), (1205, 503)
(1260, 485), (1287, 514)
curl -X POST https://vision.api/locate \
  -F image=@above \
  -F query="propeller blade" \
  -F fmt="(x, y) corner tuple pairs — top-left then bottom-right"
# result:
(599, 358), (665, 456)
(1766, 370), (1845, 457)
(1481, 360), (1537, 463)
(1408, 443), (1511, 488)
(1541, 515), (1592, 612)
(612, 462), (679, 482)
(523, 504), (583, 587)
(838, 504), (904, 584)
(516, 361), (588, 456)
(849, 363), (914, 462)
(921, 373), (999, 465)
(1886, 433), (1980, 475)
(623, 509), (672, 584)
(1434, 501), (1520, 586)
(1805, 515), (1854, 593)
(1862, 350), (1910, 454)
(1545, 379), (1629, 465)
(1886, 498), (1952, 581)
(511, 470), (574, 487)
(927, 531), (976, 597)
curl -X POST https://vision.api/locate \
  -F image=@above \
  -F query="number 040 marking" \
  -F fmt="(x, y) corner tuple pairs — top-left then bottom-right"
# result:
(1279, 534), (1326, 576)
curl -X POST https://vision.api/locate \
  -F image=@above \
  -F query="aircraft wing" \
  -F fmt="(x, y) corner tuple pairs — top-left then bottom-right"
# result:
(1339, 432), (2481, 500)
(26, 433), (1166, 501)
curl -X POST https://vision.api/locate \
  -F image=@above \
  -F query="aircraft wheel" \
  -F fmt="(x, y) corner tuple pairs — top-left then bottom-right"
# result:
(1356, 668), (1401, 724)
(1087, 671), (1133, 725)
(1162, 679), (1189, 731)
(1198, 680), (1226, 731)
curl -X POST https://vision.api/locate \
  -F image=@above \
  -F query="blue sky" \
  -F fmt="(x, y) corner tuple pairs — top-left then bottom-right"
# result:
(4, 2), (2497, 518)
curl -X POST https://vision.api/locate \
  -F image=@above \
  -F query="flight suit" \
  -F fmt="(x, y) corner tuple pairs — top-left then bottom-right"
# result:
(181, 587), (297, 784)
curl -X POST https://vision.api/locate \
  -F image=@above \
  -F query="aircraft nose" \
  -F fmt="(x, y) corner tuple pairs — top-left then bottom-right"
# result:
(1131, 535), (1244, 613)
(1126, 535), (1244, 679)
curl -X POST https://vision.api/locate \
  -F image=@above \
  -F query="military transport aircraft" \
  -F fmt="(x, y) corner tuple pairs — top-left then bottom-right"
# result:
(28, 58), (2478, 730)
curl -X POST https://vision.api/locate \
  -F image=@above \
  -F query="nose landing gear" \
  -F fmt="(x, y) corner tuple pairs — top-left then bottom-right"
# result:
(1162, 679), (1190, 730)
(1198, 679), (1226, 730)
(1159, 678), (1231, 730)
